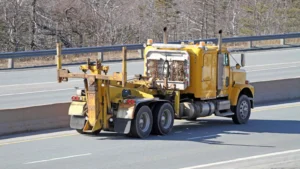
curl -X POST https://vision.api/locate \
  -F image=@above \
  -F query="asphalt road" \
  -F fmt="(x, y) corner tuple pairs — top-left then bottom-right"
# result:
(1, 48), (300, 109)
(0, 101), (300, 169)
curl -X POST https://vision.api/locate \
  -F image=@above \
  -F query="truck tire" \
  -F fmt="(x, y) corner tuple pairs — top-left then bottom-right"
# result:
(129, 105), (153, 138)
(232, 95), (251, 124)
(151, 103), (174, 135)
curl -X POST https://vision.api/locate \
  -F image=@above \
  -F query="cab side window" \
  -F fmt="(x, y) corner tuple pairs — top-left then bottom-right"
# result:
(223, 53), (229, 66)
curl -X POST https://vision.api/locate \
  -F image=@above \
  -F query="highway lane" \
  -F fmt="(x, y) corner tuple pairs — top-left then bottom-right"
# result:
(0, 61), (145, 86)
(1, 48), (300, 109)
(1, 65), (300, 109)
(1, 48), (300, 85)
(247, 65), (300, 82)
(182, 150), (300, 169)
(0, 101), (300, 169)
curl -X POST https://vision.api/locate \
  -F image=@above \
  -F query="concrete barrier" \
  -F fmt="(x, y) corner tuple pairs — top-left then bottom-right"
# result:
(0, 77), (299, 136)
(252, 77), (300, 105)
(0, 103), (70, 136)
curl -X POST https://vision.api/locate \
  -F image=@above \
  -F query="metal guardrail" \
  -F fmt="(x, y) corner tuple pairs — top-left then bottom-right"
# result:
(1, 32), (300, 69)
(0, 44), (144, 59)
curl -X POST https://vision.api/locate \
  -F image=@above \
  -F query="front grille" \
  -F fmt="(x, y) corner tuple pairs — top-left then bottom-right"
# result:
(147, 59), (187, 81)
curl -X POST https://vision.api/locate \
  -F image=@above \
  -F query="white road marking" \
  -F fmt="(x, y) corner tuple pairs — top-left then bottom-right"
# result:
(0, 75), (135, 88)
(250, 159), (297, 168)
(0, 75), (137, 96)
(0, 80), (81, 88)
(24, 153), (91, 164)
(0, 63), (120, 74)
(244, 61), (300, 68)
(0, 88), (74, 97)
(180, 148), (300, 169)
(0, 59), (299, 97)
(247, 65), (300, 72)
(187, 134), (221, 140)
(0, 61), (298, 88)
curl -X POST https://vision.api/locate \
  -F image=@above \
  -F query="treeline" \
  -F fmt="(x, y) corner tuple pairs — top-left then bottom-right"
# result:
(0, 0), (300, 52)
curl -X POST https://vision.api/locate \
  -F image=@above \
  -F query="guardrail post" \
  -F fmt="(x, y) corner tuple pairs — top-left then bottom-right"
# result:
(7, 58), (14, 69)
(248, 41), (253, 48)
(280, 39), (286, 45)
(56, 43), (62, 70)
(98, 52), (104, 62)
(122, 47), (127, 87)
(55, 43), (62, 83)
(138, 49), (144, 58)
(241, 53), (245, 67)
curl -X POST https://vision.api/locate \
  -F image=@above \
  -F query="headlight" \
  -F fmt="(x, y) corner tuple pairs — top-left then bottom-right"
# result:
(163, 61), (170, 77)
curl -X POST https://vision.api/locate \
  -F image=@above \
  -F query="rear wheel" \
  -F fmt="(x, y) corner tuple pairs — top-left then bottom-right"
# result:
(129, 105), (153, 138)
(151, 103), (174, 135)
(232, 95), (251, 124)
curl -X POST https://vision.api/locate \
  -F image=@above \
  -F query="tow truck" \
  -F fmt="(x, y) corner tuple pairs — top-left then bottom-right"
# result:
(56, 28), (254, 138)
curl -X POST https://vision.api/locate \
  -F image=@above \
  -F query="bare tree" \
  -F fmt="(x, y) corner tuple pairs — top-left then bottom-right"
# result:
(0, 0), (300, 52)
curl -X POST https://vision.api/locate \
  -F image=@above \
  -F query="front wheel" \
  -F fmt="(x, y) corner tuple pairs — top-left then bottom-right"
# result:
(232, 95), (251, 124)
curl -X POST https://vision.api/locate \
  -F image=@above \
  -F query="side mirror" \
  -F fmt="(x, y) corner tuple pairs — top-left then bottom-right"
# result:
(241, 53), (245, 67)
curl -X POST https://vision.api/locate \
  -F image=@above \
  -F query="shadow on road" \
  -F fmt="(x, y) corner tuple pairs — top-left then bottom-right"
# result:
(92, 118), (300, 148)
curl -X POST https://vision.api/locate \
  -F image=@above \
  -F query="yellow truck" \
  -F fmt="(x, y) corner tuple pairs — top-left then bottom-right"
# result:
(56, 29), (254, 138)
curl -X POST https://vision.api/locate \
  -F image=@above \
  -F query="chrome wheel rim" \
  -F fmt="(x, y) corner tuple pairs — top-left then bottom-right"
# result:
(239, 101), (249, 119)
(139, 112), (150, 132)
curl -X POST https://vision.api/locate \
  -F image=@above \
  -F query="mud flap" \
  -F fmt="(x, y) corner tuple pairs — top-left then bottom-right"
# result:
(70, 115), (86, 129)
(68, 102), (86, 116)
(114, 118), (131, 134)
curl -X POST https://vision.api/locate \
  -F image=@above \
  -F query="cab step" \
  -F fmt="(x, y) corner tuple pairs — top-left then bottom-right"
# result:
(214, 110), (234, 117)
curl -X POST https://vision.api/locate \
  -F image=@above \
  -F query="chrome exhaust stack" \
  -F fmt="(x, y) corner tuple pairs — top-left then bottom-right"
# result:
(218, 30), (222, 54)
(163, 27), (168, 44)
(217, 30), (224, 93)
